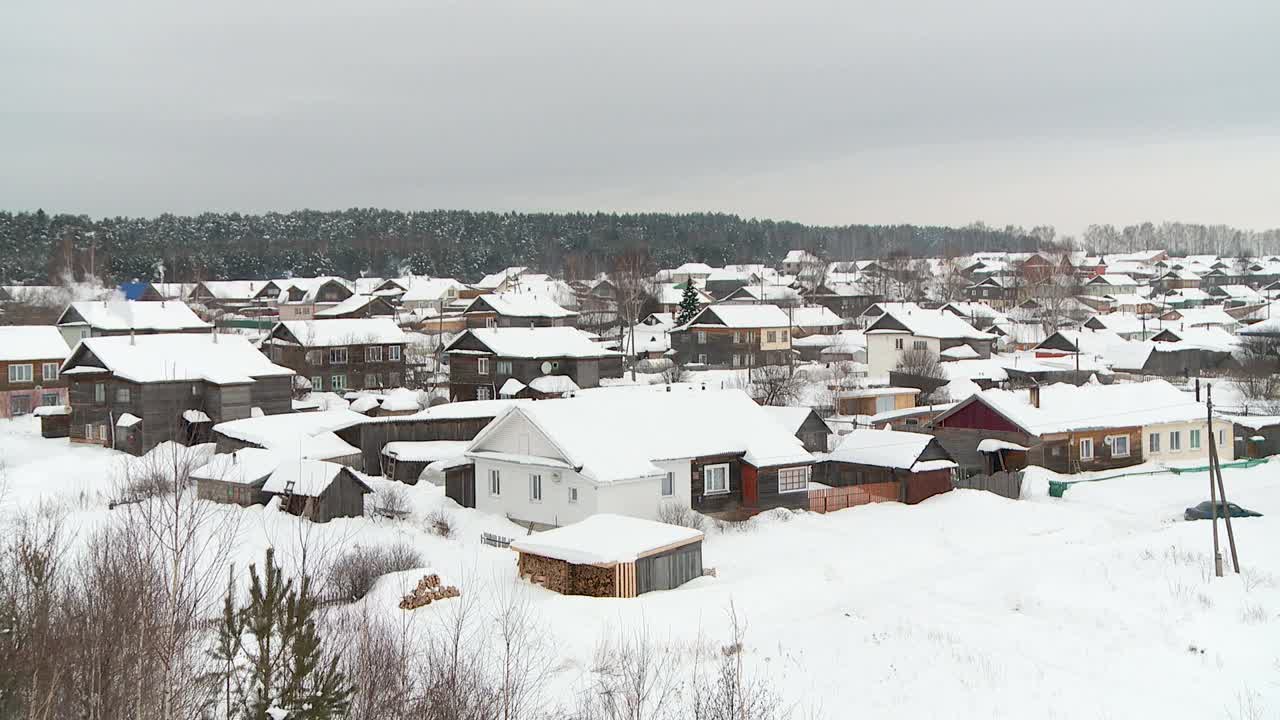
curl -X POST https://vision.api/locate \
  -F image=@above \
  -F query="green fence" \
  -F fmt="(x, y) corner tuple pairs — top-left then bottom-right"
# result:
(1048, 458), (1269, 498)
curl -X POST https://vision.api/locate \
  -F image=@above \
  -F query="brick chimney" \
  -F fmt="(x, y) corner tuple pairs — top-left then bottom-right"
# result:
(1029, 384), (1041, 408)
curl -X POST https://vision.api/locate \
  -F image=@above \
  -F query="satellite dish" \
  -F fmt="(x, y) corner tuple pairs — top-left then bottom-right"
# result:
(540, 361), (553, 374)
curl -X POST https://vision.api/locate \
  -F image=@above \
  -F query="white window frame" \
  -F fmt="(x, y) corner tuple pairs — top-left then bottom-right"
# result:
(731, 354), (741, 368)
(732, 331), (741, 344)
(485, 317), (498, 329)
(529, 474), (542, 502)
(94, 383), (105, 402)
(329, 347), (349, 365)
(697, 353), (708, 365)
(365, 373), (379, 388)
(568, 486), (578, 503)
(497, 360), (513, 375)
(42, 362), (59, 381)
(115, 387), (130, 403)
(662, 471), (674, 497)
(703, 463), (729, 495)
(777, 466), (810, 494)
(767, 330), (777, 343)
(1148, 432), (1160, 453)
(366, 346), (383, 363)
(305, 349), (324, 365)
(330, 374), (346, 392)
(1218, 429), (1226, 446)
(1190, 429), (1201, 449)
(477, 357), (490, 375)
(1108, 435), (1129, 458)
(1079, 437), (1094, 461)
(1169, 431), (1181, 451)
(477, 386), (492, 400)
(695, 331), (706, 345)
(7, 364), (33, 383)
(912, 340), (927, 350)
(489, 469), (501, 496)
(894, 338), (904, 350)
(388, 345), (401, 361)
(311, 375), (323, 390)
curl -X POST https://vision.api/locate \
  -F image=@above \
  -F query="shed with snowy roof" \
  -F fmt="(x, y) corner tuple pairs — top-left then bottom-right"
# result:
(512, 514), (704, 598)
(818, 428), (956, 506)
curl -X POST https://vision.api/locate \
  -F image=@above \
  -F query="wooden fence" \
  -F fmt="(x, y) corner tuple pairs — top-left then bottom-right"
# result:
(481, 532), (514, 549)
(954, 471), (1023, 500)
(808, 482), (900, 513)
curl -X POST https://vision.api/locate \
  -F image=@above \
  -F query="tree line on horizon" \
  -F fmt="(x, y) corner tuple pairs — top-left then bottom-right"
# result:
(0, 208), (1274, 286)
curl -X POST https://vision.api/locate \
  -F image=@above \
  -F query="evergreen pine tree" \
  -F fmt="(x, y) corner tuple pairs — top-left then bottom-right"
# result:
(676, 283), (702, 326)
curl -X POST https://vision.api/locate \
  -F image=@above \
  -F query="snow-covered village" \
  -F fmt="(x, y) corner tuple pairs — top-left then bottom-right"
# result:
(3, 3), (1278, 718)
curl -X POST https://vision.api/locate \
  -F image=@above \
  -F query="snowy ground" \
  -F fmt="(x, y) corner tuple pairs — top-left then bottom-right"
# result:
(2, 415), (1278, 718)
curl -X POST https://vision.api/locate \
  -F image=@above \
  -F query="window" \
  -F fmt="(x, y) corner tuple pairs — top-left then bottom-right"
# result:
(485, 317), (498, 329)
(1109, 435), (1129, 458)
(330, 374), (346, 392)
(311, 376), (323, 391)
(388, 372), (399, 386)
(530, 474), (542, 502)
(94, 383), (105, 402)
(894, 338), (904, 350)
(42, 363), (59, 381)
(365, 373), (380, 388)
(1219, 429), (1226, 446)
(1149, 433), (1160, 453)
(497, 360), (512, 375)
(767, 330), (777, 343)
(191, 384), (200, 397)
(115, 387), (130, 403)
(1190, 429), (1201, 449)
(662, 472), (674, 497)
(489, 469), (501, 496)
(388, 345), (401, 361)
(10, 396), (31, 416)
(41, 392), (59, 406)
(329, 348), (349, 365)
(778, 466), (810, 493)
(703, 463), (729, 495)
(696, 331), (706, 345)
(781, 330), (789, 341)
(912, 340), (927, 350)
(732, 332), (741, 344)
(731, 354), (741, 367)
(477, 357), (490, 375)
(1170, 431), (1181, 451)
(1079, 438), (1094, 460)
(568, 486), (579, 503)
(305, 350), (324, 365)
(477, 386), (492, 400)
(7, 364), (32, 383)
(84, 423), (92, 439)
(366, 346), (383, 363)
(697, 353), (708, 365)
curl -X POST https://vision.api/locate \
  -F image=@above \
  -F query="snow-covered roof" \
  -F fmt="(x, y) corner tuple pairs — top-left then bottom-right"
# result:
(448, 327), (620, 359)
(115, 413), (141, 427)
(942, 302), (1009, 326)
(528, 375), (579, 394)
(31, 405), (70, 416)
(789, 306), (843, 329)
(1086, 274), (1138, 287)
(1212, 284), (1263, 300)
(976, 439), (1027, 453)
(725, 285), (802, 304)
(191, 448), (282, 485)
(0, 326), (70, 361)
(499, 378), (526, 396)
(683, 304), (791, 329)
(65, 334), (294, 384)
(867, 309), (994, 341)
(467, 293), (577, 318)
(1226, 415), (1280, 431)
(262, 459), (357, 497)
(654, 283), (713, 306)
(761, 405), (816, 435)
(400, 278), (464, 303)
(510, 513), (703, 565)
(1158, 307), (1238, 329)
(382, 440), (471, 463)
(59, 300), (211, 332)
(313, 294), (383, 318)
(1151, 327), (1239, 353)
(782, 250), (818, 264)
(194, 280), (275, 300)
(827, 429), (954, 472)
(468, 389), (812, 484)
(941, 345), (980, 360)
(379, 388), (421, 412)
(792, 334), (836, 348)
(350, 395), (382, 414)
(182, 409), (211, 423)
(952, 380), (1213, 435)
(673, 262), (715, 275)
(213, 409), (366, 449)
(275, 318), (407, 347)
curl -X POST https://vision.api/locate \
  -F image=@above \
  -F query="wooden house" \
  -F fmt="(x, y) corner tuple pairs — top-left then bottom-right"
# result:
(276, 278), (356, 320)
(816, 428), (956, 507)
(61, 334), (295, 455)
(34, 405), (71, 437)
(264, 318), (408, 393)
(461, 293), (579, 329)
(380, 440), (470, 484)
(262, 459), (372, 523)
(833, 386), (919, 418)
(761, 406), (831, 453)
(512, 514), (703, 597)
(0, 326), (71, 418)
(192, 448), (280, 507)
(456, 388), (815, 524)
(669, 304), (792, 369)
(444, 326), (622, 401)
(928, 380), (1217, 475)
(801, 281), (882, 321)
(188, 280), (282, 313)
(55, 300), (212, 347)
(213, 409), (367, 468)
(310, 294), (397, 320)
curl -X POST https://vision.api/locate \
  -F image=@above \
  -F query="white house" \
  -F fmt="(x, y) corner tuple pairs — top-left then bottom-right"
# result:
(864, 309), (994, 378)
(461, 388), (814, 527)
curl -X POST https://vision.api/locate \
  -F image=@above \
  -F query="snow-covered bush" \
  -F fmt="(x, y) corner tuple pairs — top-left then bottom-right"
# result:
(324, 543), (424, 601)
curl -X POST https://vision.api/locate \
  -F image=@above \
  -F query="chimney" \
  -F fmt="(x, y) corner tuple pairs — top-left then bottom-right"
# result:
(1029, 383), (1040, 408)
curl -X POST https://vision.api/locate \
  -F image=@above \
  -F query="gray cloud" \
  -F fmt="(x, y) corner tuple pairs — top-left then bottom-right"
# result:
(2, 0), (1277, 234)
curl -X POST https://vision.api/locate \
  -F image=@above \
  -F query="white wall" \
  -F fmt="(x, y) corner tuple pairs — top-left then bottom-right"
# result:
(473, 458), (599, 527)
(1143, 419), (1234, 462)
(866, 332), (939, 378)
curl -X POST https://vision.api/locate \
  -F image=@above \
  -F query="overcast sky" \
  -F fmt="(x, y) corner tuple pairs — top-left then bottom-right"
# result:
(2, 0), (1277, 235)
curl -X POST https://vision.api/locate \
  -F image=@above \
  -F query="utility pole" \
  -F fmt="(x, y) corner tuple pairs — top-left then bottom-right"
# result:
(1205, 384), (1241, 577)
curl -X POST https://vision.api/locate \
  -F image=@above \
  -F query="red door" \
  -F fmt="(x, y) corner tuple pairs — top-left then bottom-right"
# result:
(742, 464), (759, 507)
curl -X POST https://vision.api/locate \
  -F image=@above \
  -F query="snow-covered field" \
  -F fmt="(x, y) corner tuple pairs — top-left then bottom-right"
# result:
(2, 415), (1277, 718)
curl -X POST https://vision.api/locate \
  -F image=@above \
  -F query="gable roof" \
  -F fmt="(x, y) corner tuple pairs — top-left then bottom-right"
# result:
(680, 304), (791, 330)
(0, 326), (71, 362)
(58, 300), (211, 332)
(262, 459), (371, 497)
(273, 318), (407, 347)
(866, 309), (993, 341)
(400, 277), (465, 303)
(446, 327), (620, 359)
(64, 334), (293, 384)
(464, 293), (577, 318)
(313, 294), (395, 318)
(467, 388), (812, 484)
(510, 514), (703, 565)
(827, 429), (954, 471)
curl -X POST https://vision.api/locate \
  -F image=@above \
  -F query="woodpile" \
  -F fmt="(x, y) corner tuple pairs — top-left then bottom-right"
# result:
(398, 573), (461, 610)
(567, 563), (616, 598)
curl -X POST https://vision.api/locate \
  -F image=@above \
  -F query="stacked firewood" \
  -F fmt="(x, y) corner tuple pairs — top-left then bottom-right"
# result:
(398, 573), (461, 610)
